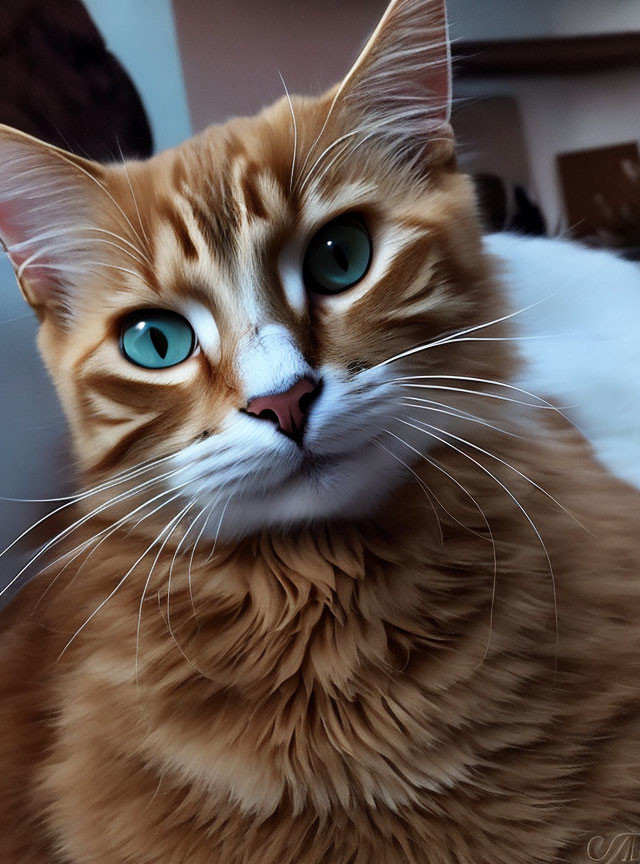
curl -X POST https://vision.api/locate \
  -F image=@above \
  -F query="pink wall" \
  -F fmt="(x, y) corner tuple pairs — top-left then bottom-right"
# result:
(172, 0), (387, 131)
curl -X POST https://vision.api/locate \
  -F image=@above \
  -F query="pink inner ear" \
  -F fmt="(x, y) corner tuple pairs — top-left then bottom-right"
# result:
(0, 198), (67, 306)
(0, 132), (104, 314)
(425, 14), (451, 123)
(0, 198), (24, 251)
(426, 67), (450, 126)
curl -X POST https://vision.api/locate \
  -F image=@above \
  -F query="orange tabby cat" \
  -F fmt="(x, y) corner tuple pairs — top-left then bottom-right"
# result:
(1, 1), (640, 862)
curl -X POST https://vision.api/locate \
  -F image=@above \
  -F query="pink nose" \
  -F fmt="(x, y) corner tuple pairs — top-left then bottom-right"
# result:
(246, 378), (320, 443)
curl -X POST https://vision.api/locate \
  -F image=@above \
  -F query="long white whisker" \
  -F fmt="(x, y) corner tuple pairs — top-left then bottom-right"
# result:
(382, 428), (498, 660)
(428, 334), (577, 343)
(116, 138), (152, 252)
(400, 397), (522, 439)
(375, 441), (443, 545)
(60, 153), (149, 254)
(185, 502), (216, 622)
(57, 513), (178, 661)
(71, 236), (147, 268)
(371, 289), (566, 370)
(205, 495), (233, 563)
(397, 375), (585, 437)
(0, 451), (181, 505)
(397, 417), (558, 671)
(0, 465), (191, 598)
(303, 137), (354, 194)
(406, 416), (587, 531)
(399, 395), (515, 430)
(396, 383), (571, 412)
(10, 225), (150, 269)
(297, 129), (363, 197)
(19, 255), (142, 282)
(394, 374), (571, 411)
(165, 499), (205, 634)
(136, 500), (195, 685)
(296, 85), (346, 188)
(90, 226), (151, 265)
(0, 455), (178, 559)
(277, 70), (298, 194)
(309, 129), (381, 192)
(161, 501), (219, 678)
(35, 489), (185, 608)
(382, 429), (495, 545)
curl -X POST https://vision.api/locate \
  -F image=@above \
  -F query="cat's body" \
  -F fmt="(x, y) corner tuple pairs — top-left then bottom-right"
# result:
(2, 417), (640, 863)
(1, 1), (640, 862)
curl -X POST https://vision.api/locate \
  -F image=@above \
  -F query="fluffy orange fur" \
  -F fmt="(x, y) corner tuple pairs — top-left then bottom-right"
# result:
(1, 1), (640, 862)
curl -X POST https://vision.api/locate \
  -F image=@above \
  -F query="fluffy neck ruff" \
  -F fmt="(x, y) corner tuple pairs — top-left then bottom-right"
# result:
(41, 450), (563, 819)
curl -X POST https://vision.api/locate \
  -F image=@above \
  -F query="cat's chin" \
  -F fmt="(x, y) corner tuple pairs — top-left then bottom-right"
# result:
(206, 437), (407, 539)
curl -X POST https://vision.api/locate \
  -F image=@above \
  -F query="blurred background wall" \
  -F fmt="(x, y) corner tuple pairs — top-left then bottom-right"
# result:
(84, 0), (190, 151)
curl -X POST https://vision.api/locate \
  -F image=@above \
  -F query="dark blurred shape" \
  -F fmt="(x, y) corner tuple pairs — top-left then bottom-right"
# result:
(510, 185), (546, 236)
(453, 95), (545, 235)
(474, 174), (547, 236)
(454, 34), (640, 77)
(474, 173), (507, 233)
(0, 0), (152, 160)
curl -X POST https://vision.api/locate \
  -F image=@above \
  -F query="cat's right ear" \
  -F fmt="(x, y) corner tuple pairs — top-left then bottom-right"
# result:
(0, 124), (106, 322)
(333, 0), (452, 171)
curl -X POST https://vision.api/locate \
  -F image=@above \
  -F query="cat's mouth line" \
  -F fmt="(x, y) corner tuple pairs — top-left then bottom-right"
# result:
(186, 439), (367, 499)
(298, 446), (358, 473)
(251, 441), (382, 498)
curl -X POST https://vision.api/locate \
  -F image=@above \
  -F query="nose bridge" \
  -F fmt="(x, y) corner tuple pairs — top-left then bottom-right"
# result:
(238, 322), (311, 400)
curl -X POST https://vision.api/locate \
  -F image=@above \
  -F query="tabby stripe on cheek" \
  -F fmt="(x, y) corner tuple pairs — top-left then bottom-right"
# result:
(80, 393), (150, 427)
(90, 416), (164, 474)
(82, 373), (186, 410)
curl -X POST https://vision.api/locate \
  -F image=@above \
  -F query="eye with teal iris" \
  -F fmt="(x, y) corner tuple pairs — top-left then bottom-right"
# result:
(120, 309), (195, 369)
(303, 214), (372, 295)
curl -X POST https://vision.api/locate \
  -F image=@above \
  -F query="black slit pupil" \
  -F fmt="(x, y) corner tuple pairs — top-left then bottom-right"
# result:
(332, 243), (349, 272)
(149, 327), (169, 359)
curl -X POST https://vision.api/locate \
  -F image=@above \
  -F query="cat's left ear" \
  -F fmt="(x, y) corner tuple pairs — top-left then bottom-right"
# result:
(0, 124), (107, 322)
(336, 0), (452, 168)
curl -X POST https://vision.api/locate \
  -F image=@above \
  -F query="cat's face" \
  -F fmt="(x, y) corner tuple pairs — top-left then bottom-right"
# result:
(0, 0), (509, 538)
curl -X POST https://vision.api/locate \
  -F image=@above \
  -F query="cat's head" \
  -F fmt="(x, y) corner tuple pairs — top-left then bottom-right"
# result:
(0, 0), (510, 538)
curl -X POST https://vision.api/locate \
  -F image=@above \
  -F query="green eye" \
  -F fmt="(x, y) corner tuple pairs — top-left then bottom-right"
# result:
(303, 214), (372, 295)
(120, 309), (195, 369)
